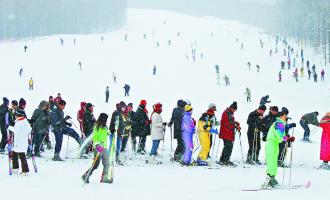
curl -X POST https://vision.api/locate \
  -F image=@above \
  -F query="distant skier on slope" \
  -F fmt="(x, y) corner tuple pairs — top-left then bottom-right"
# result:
(245, 88), (251, 102)
(260, 95), (271, 106)
(124, 84), (130, 96)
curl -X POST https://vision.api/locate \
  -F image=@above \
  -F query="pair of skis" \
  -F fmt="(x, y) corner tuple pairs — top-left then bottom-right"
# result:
(242, 181), (311, 191)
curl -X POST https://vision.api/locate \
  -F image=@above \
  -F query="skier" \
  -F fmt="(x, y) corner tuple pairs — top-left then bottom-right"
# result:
(181, 104), (195, 166)
(246, 105), (266, 164)
(300, 111), (319, 142)
(321, 69), (325, 82)
(112, 73), (117, 83)
(264, 107), (295, 188)
(50, 100), (83, 161)
(278, 71), (282, 82)
(77, 102), (86, 136)
(19, 68), (23, 77)
(247, 62), (251, 70)
(121, 103), (134, 152)
(123, 84), (130, 96)
(256, 65), (260, 72)
(196, 108), (215, 166)
(82, 103), (96, 154)
(306, 60), (310, 68)
(308, 68), (312, 80)
(105, 86), (109, 103)
(109, 101), (126, 164)
(319, 113), (330, 170)
(281, 61), (285, 70)
(60, 38), (64, 45)
(215, 65), (220, 74)
(147, 103), (166, 164)
(0, 97), (10, 153)
(269, 49), (272, 57)
(78, 61), (82, 70)
(168, 100), (186, 161)
(245, 88), (251, 102)
(24, 45), (28, 52)
(28, 78), (33, 90)
(8, 109), (32, 175)
(294, 70), (298, 82)
(153, 65), (156, 75)
(131, 100), (150, 154)
(219, 102), (240, 166)
(81, 113), (111, 184)
(313, 72), (318, 82)
(224, 75), (230, 86)
(312, 64), (316, 73)
(287, 58), (291, 70)
(260, 95), (271, 106)
(30, 101), (51, 157)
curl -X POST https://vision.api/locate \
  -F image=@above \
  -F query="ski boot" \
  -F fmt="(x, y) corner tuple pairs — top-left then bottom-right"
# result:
(319, 162), (330, 170)
(196, 158), (209, 166)
(52, 153), (64, 161)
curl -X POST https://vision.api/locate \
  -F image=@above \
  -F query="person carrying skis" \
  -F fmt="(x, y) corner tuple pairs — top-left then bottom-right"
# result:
(219, 102), (240, 166)
(168, 100), (186, 161)
(0, 97), (10, 154)
(259, 95), (271, 106)
(82, 103), (96, 154)
(319, 113), (330, 170)
(29, 101), (51, 157)
(264, 107), (295, 188)
(196, 108), (216, 166)
(28, 78), (34, 90)
(50, 100), (83, 161)
(105, 86), (109, 103)
(300, 111), (319, 142)
(77, 102), (86, 135)
(246, 105), (266, 164)
(245, 88), (251, 102)
(109, 101), (126, 164)
(147, 103), (166, 164)
(124, 84), (130, 96)
(8, 109), (32, 175)
(181, 105), (195, 166)
(131, 100), (150, 154)
(81, 113), (111, 184)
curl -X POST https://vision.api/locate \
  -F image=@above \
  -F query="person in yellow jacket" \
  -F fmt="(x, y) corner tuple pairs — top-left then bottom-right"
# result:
(197, 109), (216, 166)
(28, 78), (33, 90)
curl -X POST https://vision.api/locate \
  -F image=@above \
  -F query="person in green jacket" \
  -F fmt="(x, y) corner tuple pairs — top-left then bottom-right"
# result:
(264, 107), (295, 188)
(82, 113), (110, 184)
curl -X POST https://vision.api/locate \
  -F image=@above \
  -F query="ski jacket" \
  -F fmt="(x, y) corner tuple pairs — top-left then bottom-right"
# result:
(246, 110), (264, 141)
(92, 126), (110, 149)
(50, 107), (67, 131)
(320, 115), (330, 161)
(259, 96), (270, 105)
(197, 113), (211, 136)
(83, 109), (96, 135)
(109, 110), (125, 137)
(131, 106), (150, 137)
(182, 112), (195, 134)
(8, 117), (31, 152)
(266, 117), (286, 144)
(30, 101), (51, 134)
(169, 107), (185, 139)
(219, 108), (236, 141)
(151, 112), (164, 140)
(0, 104), (9, 129)
(301, 112), (319, 126)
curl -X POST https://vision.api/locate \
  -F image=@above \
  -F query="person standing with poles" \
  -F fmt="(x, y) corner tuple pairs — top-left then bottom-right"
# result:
(219, 102), (240, 167)
(263, 107), (295, 188)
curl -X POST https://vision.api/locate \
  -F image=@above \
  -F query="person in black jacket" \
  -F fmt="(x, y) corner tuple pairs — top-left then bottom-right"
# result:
(0, 97), (10, 154)
(168, 99), (186, 161)
(261, 106), (279, 141)
(109, 101), (126, 164)
(82, 103), (96, 154)
(131, 100), (150, 154)
(51, 100), (83, 161)
(259, 95), (271, 106)
(246, 105), (266, 164)
(30, 101), (51, 157)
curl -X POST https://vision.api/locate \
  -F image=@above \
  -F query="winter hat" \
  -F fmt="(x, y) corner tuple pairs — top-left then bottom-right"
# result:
(208, 103), (217, 111)
(280, 107), (289, 116)
(59, 100), (66, 106)
(127, 103), (133, 108)
(49, 96), (53, 100)
(80, 102), (86, 108)
(207, 108), (215, 116)
(11, 100), (18, 106)
(258, 105), (267, 111)
(15, 109), (25, 117)
(119, 101), (126, 109)
(19, 98), (26, 107)
(270, 106), (278, 112)
(177, 99), (186, 109)
(86, 103), (94, 109)
(140, 100), (147, 106)
(153, 103), (162, 113)
(3, 97), (9, 105)
(185, 104), (193, 112)
(230, 101), (237, 110)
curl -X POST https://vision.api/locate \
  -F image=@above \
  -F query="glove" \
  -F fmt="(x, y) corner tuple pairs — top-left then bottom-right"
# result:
(64, 115), (71, 120)
(236, 126), (241, 131)
(95, 145), (104, 153)
(163, 122), (167, 126)
(203, 124), (209, 130)
(209, 128), (218, 134)
(288, 123), (296, 128)
(283, 136), (288, 142)
(67, 123), (72, 127)
(287, 136), (295, 142)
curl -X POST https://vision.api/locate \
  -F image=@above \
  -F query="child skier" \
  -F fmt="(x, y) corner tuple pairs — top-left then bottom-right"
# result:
(147, 103), (165, 164)
(264, 107), (295, 188)
(82, 113), (111, 183)
(181, 105), (195, 166)
(8, 109), (32, 175)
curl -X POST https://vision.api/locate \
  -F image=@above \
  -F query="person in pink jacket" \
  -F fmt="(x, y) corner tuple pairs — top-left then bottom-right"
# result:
(320, 113), (330, 170)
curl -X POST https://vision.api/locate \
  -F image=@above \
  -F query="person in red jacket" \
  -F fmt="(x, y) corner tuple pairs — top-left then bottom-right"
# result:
(77, 102), (86, 137)
(219, 102), (240, 166)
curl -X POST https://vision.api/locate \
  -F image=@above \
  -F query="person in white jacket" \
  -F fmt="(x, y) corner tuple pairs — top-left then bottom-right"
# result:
(8, 109), (32, 175)
(147, 103), (166, 164)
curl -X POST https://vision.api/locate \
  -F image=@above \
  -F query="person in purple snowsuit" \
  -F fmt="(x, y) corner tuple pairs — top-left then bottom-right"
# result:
(181, 105), (195, 165)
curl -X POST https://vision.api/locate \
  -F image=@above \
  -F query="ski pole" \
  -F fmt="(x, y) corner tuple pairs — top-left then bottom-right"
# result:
(65, 134), (70, 159)
(215, 138), (221, 159)
(289, 127), (295, 190)
(282, 142), (288, 184)
(238, 130), (244, 163)
(211, 134), (216, 163)
(170, 126), (173, 158)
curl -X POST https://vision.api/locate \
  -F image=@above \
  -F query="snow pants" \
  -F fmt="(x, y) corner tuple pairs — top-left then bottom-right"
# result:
(266, 140), (279, 177)
(12, 151), (29, 173)
(300, 120), (310, 140)
(182, 131), (193, 165)
(220, 139), (234, 163)
(197, 130), (210, 161)
(84, 150), (110, 181)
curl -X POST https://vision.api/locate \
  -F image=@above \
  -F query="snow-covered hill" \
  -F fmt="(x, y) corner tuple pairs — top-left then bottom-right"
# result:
(0, 9), (329, 200)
